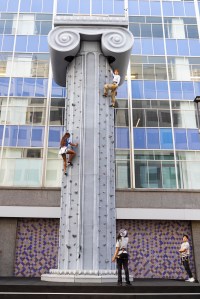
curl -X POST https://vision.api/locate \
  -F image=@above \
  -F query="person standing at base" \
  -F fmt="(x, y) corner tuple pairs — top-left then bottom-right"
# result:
(112, 228), (132, 286)
(179, 234), (195, 282)
(103, 69), (120, 108)
(59, 132), (78, 175)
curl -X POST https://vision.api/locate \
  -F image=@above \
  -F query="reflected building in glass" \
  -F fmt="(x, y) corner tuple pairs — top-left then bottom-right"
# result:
(0, 0), (200, 280)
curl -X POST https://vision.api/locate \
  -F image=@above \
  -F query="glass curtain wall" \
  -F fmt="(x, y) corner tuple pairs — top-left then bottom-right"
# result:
(128, 0), (200, 189)
(0, 0), (125, 187)
(1, 0), (200, 189)
(0, 0), (65, 187)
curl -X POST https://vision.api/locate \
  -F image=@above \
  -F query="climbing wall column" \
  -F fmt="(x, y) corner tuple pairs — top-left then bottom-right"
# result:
(58, 41), (116, 272)
(42, 15), (133, 283)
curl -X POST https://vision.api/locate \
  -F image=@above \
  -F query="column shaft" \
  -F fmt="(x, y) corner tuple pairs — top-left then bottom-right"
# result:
(58, 41), (116, 271)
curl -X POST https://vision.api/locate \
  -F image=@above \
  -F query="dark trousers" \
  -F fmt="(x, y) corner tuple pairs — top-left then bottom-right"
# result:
(182, 257), (193, 278)
(117, 258), (130, 283)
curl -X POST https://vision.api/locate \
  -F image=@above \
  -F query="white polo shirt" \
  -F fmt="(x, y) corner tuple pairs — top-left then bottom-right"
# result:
(116, 237), (129, 255)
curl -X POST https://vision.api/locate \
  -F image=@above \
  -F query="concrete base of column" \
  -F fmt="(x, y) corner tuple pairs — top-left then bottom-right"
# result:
(41, 270), (134, 283)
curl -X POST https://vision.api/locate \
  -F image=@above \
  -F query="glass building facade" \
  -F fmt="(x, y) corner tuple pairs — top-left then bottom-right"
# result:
(1, 0), (200, 280)
(1, 0), (200, 191)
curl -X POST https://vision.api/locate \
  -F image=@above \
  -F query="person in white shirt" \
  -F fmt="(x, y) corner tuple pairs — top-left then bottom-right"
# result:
(112, 228), (131, 286)
(179, 234), (195, 282)
(103, 69), (120, 108)
(59, 132), (78, 175)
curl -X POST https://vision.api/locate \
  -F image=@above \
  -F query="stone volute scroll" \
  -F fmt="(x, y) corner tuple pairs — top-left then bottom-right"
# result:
(48, 27), (81, 87)
(48, 25), (134, 87)
(101, 28), (133, 85)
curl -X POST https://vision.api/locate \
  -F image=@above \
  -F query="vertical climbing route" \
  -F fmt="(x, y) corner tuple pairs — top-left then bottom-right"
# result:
(58, 41), (116, 271)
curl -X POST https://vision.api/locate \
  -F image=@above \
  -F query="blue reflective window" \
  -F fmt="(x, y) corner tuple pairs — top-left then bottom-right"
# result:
(132, 38), (141, 54)
(0, 35), (2, 50)
(160, 129), (173, 149)
(31, 0), (42, 12)
(80, 0), (90, 14)
(2, 35), (14, 51)
(0, 0), (8, 11)
(182, 82), (195, 100)
(170, 82), (182, 100)
(0, 78), (9, 96)
(114, 0), (124, 14)
(194, 82), (200, 97)
(153, 39), (164, 55)
(4, 126), (18, 146)
(0, 125), (3, 146)
(92, 0), (102, 14)
(51, 80), (66, 97)
(31, 127), (44, 147)
(162, 1), (173, 16)
(177, 40), (189, 56)
(139, 1), (150, 15)
(42, 0), (53, 12)
(115, 128), (129, 148)
(150, 1), (161, 16)
(144, 81), (156, 99)
(7, 0), (19, 12)
(20, 0), (31, 12)
(141, 39), (153, 55)
(156, 81), (169, 99)
(39, 36), (48, 52)
(189, 40), (200, 56)
(103, 0), (113, 14)
(17, 126), (31, 147)
(15, 36), (27, 52)
(117, 82), (127, 98)
(22, 78), (35, 97)
(187, 129), (200, 150)
(27, 36), (39, 52)
(10, 78), (23, 97)
(35, 79), (48, 97)
(48, 126), (62, 147)
(166, 40), (177, 56)
(174, 129), (187, 150)
(147, 128), (160, 149)
(129, 0), (139, 15)
(57, 0), (68, 13)
(68, 0), (79, 13)
(173, 2), (184, 17)
(132, 80), (144, 99)
(184, 2), (195, 17)
(134, 128), (146, 149)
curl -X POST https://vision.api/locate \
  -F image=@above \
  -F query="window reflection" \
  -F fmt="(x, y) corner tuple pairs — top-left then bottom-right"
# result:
(0, 53), (49, 78)
(0, 97), (47, 125)
(134, 151), (176, 189)
(132, 100), (198, 129)
(131, 55), (200, 81)
(116, 150), (130, 189)
(0, 158), (42, 187)
(115, 108), (129, 127)
(0, 13), (52, 35)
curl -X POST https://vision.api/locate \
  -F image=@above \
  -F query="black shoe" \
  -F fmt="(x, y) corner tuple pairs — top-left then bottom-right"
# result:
(68, 161), (73, 166)
(117, 282), (122, 286)
(109, 104), (115, 108)
(103, 94), (108, 97)
(125, 282), (132, 286)
(64, 171), (68, 176)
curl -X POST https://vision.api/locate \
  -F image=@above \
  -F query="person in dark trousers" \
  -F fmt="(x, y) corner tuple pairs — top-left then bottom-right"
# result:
(103, 69), (120, 108)
(179, 234), (195, 282)
(59, 132), (78, 175)
(112, 228), (131, 286)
